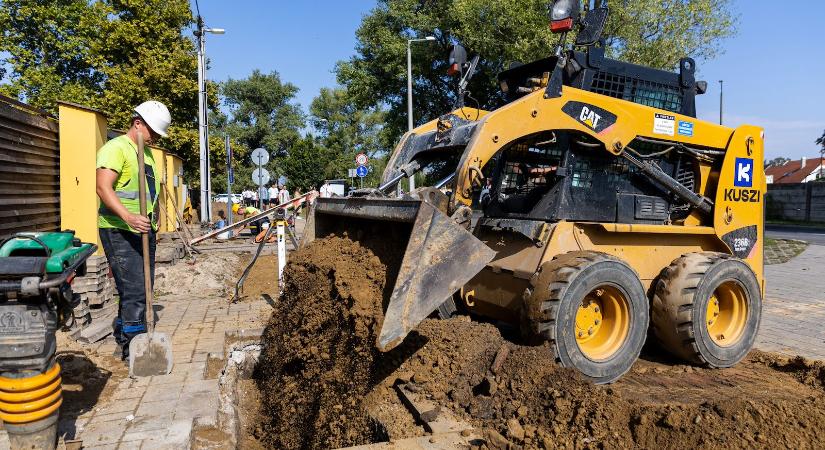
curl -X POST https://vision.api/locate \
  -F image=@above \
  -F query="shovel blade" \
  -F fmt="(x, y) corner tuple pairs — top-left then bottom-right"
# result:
(128, 333), (173, 377)
(377, 201), (495, 351)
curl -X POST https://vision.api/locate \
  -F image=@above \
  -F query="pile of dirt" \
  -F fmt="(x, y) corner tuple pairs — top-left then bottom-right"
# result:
(253, 235), (401, 449)
(250, 236), (825, 449)
(367, 318), (825, 449)
(154, 252), (241, 296)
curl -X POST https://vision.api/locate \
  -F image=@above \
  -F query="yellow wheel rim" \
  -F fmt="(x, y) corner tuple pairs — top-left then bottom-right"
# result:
(705, 280), (748, 347)
(575, 285), (630, 361)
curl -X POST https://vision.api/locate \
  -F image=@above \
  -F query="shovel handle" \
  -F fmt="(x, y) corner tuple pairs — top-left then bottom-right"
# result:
(136, 132), (155, 335)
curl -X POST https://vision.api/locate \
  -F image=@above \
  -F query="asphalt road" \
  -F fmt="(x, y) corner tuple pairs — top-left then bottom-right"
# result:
(766, 224), (825, 245)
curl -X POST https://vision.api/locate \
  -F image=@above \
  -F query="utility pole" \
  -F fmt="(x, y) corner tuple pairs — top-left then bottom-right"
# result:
(226, 134), (233, 229)
(718, 80), (724, 125)
(194, 16), (224, 223)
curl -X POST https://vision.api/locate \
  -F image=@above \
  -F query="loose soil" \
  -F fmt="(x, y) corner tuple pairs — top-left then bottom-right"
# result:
(233, 254), (279, 302)
(154, 251), (242, 296)
(251, 237), (825, 450)
(253, 235), (402, 449)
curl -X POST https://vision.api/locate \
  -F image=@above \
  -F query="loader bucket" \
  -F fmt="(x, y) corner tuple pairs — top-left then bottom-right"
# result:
(304, 197), (496, 351)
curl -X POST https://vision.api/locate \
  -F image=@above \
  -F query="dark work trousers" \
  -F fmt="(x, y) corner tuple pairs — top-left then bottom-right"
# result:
(99, 227), (156, 358)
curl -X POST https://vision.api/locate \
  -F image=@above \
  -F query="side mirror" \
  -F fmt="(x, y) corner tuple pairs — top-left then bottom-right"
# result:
(448, 45), (468, 76)
(575, 6), (608, 46)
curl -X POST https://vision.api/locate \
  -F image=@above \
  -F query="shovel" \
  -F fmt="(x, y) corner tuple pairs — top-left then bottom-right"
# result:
(128, 130), (173, 377)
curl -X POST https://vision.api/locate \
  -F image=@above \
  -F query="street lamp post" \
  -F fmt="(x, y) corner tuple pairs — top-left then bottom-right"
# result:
(718, 80), (724, 125)
(406, 36), (436, 191)
(195, 17), (224, 223)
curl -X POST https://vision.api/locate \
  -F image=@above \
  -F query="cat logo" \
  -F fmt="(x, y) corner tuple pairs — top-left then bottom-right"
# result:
(580, 106), (601, 129)
(562, 101), (617, 134)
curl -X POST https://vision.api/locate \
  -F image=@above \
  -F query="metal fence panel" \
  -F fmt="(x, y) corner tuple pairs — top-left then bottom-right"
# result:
(0, 96), (60, 239)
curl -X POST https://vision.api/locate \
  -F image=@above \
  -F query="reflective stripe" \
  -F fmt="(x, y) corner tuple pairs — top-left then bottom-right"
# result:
(123, 323), (146, 334)
(116, 191), (138, 200)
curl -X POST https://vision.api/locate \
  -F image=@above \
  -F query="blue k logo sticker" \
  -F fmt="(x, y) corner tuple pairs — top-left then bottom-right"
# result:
(734, 158), (753, 188)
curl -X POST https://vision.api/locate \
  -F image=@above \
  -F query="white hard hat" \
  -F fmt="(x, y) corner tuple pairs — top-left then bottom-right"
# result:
(134, 100), (171, 137)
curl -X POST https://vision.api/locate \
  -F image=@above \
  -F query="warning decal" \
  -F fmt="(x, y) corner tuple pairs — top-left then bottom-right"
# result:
(653, 113), (675, 136)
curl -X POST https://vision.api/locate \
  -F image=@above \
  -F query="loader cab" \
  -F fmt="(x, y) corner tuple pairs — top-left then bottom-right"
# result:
(482, 130), (698, 225)
(498, 49), (705, 118)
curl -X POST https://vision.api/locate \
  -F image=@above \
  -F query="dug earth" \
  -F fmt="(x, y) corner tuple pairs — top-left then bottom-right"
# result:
(251, 236), (825, 450)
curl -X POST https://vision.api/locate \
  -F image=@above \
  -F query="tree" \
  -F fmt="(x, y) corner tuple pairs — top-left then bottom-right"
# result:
(337, 0), (737, 142)
(309, 86), (392, 184)
(221, 70), (305, 187)
(280, 137), (328, 192)
(765, 157), (790, 168)
(0, 0), (207, 175)
(816, 130), (825, 152)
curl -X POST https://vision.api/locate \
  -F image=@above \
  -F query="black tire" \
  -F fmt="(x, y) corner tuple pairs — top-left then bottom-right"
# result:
(436, 294), (459, 319)
(651, 252), (761, 367)
(522, 251), (649, 384)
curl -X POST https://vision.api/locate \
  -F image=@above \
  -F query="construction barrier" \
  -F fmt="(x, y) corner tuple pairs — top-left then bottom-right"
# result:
(0, 96), (60, 239)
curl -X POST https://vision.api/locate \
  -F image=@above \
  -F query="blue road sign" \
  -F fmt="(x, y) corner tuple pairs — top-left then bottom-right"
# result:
(356, 165), (369, 177)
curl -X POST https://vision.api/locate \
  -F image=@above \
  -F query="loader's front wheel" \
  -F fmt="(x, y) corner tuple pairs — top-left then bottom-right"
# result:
(651, 252), (761, 367)
(522, 251), (649, 384)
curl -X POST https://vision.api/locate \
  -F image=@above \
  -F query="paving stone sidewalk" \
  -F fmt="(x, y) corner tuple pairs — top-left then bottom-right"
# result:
(70, 293), (272, 449)
(0, 291), (272, 450)
(757, 244), (825, 361)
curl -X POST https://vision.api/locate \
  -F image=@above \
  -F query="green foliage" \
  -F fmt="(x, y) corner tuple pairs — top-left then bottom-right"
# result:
(221, 70), (304, 158)
(0, 0), (208, 178)
(337, 0), (737, 141)
(309, 86), (391, 183)
(816, 130), (825, 151)
(219, 70), (305, 191)
(281, 137), (328, 192)
(765, 157), (790, 168)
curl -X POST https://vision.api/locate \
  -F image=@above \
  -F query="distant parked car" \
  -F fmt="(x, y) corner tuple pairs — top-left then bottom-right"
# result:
(213, 194), (243, 204)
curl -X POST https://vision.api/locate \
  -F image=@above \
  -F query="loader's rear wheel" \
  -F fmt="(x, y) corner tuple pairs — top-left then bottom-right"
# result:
(651, 252), (761, 367)
(522, 251), (649, 384)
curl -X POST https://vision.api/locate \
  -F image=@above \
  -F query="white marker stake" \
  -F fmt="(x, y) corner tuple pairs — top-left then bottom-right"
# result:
(277, 220), (286, 292)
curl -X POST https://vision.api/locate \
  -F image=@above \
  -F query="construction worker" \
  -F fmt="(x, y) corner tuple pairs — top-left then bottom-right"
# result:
(96, 100), (171, 361)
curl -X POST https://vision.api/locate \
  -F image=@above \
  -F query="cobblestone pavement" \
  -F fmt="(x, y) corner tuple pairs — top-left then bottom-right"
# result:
(0, 291), (273, 450)
(757, 244), (825, 361)
(764, 238), (808, 265)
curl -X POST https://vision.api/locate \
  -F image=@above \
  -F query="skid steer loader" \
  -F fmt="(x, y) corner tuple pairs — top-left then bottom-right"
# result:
(305, 0), (764, 383)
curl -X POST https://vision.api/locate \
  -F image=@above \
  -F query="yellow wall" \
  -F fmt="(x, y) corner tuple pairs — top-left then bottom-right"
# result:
(58, 102), (107, 254)
(164, 153), (184, 231)
(58, 102), (185, 246)
(151, 147), (167, 233)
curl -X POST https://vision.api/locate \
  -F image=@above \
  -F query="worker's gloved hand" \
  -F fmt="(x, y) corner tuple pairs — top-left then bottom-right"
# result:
(125, 213), (151, 233)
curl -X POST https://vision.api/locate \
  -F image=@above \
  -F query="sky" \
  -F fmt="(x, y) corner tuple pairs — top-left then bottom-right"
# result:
(195, 0), (825, 160)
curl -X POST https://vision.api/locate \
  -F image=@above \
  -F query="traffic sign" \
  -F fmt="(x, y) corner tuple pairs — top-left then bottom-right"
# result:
(356, 165), (368, 178)
(228, 167), (234, 185)
(251, 147), (269, 166)
(355, 152), (368, 166)
(348, 168), (357, 178)
(252, 167), (270, 185)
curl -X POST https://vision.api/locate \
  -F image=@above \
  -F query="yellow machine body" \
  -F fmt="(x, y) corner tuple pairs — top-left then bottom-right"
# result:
(449, 85), (765, 317)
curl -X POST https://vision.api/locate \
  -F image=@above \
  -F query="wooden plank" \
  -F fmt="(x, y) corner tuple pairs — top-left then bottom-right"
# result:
(395, 384), (472, 434)
(0, 196), (60, 206)
(0, 149), (59, 167)
(0, 165), (59, 176)
(0, 206), (60, 219)
(190, 193), (315, 245)
(0, 137), (59, 159)
(0, 101), (59, 133)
